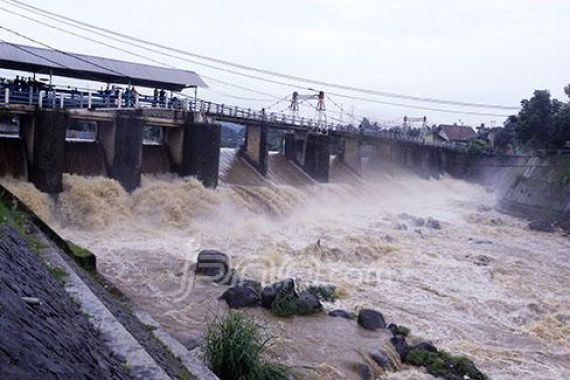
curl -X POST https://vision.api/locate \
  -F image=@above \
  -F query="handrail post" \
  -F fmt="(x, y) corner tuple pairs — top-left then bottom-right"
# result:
(117, 90), (122, 109)
(88, 91), (92, 109)
(4, 88), (9, 104)
(38, 91), (43, 108)
(28, 86), (33, 105)
(59, 93), (64, 108)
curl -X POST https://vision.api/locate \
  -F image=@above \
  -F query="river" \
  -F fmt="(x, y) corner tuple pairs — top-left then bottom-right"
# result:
(2, 148), (569, 379)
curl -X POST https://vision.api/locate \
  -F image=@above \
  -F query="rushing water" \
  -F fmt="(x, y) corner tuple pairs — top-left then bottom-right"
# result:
(2, 148), (569, 379)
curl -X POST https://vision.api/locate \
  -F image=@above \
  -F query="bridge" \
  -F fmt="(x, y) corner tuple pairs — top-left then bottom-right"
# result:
(0, 42), (473, 193)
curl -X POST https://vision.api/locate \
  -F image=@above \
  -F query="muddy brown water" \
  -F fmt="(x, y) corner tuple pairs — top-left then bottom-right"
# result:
(2, 148), (569, 379)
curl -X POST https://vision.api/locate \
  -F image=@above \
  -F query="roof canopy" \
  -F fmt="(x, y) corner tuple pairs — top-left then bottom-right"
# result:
(0, 42), (207, 91)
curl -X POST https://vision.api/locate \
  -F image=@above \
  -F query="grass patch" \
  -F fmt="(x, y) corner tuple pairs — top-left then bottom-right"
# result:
(306, 284), (338, 303)
(203, 313), (289, 380)
(67, 242), (92, 258)
(0, 199), (43, 254)
(406, 349), (488, 380)
(48, 266), (68, 285)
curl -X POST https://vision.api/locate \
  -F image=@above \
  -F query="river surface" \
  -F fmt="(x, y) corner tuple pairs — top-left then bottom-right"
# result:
(2, 148), (569, 379)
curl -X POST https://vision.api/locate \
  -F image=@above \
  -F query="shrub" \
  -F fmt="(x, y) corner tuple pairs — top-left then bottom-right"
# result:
(203, 313), (289, 380)
(306, 284), (337, 303)
(271, 291), (301, 318)
(406, 348), (487, 380)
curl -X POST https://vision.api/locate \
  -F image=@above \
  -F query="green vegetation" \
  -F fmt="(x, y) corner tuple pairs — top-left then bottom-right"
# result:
(48, 266), (68, 285)
(67, 241), (97, 272)
(271, 291), (302, 318)
(203, 313), (289, 380)
(406, 349), (488, 380)
(0, 198), (43, 254)
(306, 284), (338, 303)
(497, 84), (570, 151)
(393, 325), (410, 337)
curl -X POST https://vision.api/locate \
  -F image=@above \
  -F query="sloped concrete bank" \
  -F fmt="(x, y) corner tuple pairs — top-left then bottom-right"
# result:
(490, 156), (570, 229)
(0, 225), (131, 379)
(0, 185), (217, 379)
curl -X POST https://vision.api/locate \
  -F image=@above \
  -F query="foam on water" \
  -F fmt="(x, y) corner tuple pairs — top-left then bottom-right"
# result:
(2, 149), (569, 379)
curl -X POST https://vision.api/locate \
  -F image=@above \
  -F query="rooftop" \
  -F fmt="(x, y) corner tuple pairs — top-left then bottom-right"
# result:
(0, 42), (207, 91)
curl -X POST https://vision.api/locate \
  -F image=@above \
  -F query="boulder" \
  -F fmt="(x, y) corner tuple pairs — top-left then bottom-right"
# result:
(220, 286), (260, 309)
(357, 309), (386, 330)
(425, 217), (441, 230)
(414, 217), (425, 227)
(237, 279), (262, 295)
(388, 323), (410, 337)
(195, 250), (230, 280)
(297, 291), (322, 314)
(355, 363), (372, 380)
(390, 336), (410, 361)
(393, 223), (407, 231)
(328, 309), (355, 319)
(528, 220), (555, 233)
(413, 341), (438, 353)
(260, 278), (296, 309)
(369, 351), (390, 370)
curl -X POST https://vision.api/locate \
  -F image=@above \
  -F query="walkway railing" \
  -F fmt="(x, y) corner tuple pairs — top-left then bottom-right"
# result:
(1, 85), (465, 152)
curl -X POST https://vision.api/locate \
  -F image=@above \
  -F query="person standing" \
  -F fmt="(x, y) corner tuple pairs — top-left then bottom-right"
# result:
(153, 88), (158, 108)
(159, 89), (166, 108)
(131, 86), (138, 107)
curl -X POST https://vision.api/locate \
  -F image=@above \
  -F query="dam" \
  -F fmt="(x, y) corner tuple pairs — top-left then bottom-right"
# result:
(1, 36), (569, 380)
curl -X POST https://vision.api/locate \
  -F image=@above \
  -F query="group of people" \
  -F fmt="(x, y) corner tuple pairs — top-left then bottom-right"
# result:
(0, 75), (51, 95)
(97, 84), (139, 108)
(1, 74), (183, 110)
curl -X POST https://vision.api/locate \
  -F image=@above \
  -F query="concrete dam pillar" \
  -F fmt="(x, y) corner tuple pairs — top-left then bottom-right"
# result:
(303, 133), (330, 183)
(99, 110), (144, 192)
(241, 124), (268, 176)
(340, 137), (361, 175)
(177, 115), (221, 188)
(28, 110), (67, 193)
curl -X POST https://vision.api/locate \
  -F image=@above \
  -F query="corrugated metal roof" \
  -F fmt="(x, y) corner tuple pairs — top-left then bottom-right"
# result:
(0, 42), (207, 91)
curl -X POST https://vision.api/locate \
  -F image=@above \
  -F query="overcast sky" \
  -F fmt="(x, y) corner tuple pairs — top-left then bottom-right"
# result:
(1, 0), (569, 126)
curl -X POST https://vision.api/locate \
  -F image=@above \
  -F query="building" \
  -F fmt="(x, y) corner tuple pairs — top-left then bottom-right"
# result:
(425, 124), (477, 144)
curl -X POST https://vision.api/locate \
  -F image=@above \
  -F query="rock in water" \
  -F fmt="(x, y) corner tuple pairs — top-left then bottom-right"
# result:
(369, 351), (390, 370)
(260, 278), (296, 309)
(357, 309), (386, 330)
(195, 250), (229, 280)
(297, 291), (322, 314)
(426, 217), (441, 229)
(220, 286), (260, 309)
(328, 309), (355, 319)
(390, 336), (410, 361)
(528, 220), (555, 233)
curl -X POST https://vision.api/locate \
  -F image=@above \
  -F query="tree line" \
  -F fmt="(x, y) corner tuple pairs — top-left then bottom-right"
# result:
(495, 84), (570, 152)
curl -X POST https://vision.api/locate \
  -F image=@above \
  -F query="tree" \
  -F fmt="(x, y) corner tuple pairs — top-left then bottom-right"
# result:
(551, 104), (570, 148)
(516, 90), (555, 146)
(494, 116), (516, 151)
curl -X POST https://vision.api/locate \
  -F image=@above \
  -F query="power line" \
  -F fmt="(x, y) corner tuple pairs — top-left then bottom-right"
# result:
(0, 2), (517, 118)
(0, 24), (130, 80)
(0, 4), (285, 101)
(0, 1), (517, 118)
(3, 0), (520, 110)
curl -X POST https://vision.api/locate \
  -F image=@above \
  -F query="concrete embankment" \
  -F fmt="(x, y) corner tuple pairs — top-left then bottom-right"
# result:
(0, 185), (217, 379)
(490, 156), (570, 227)
(0, 225), (130, 379)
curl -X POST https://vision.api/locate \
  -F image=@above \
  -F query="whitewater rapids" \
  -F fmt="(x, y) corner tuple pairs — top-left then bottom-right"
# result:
(2, 148), (569, 379)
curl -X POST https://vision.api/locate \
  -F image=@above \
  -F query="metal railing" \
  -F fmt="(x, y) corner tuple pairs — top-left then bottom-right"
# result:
(1, 84), (466, 151)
